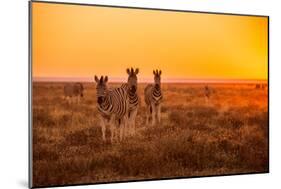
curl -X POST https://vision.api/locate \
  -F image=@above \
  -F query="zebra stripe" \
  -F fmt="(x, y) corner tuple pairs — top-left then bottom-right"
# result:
(95, 75), (129, 142)
(97, 87), (128, 119)
(121, 83), (139, 114)
(144, 69), (163, 126)
(145, 84), (163, 106)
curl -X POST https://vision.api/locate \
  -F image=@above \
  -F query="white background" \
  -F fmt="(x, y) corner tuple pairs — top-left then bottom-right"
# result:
(0, 0), (279, 188)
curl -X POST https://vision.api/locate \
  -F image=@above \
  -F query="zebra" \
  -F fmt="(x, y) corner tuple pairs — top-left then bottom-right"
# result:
(94, 75), (129, 142)
(255, 84), (261, 89)
(64, 82), (84, 104)
(121, 68), (139, 135)
(204, 85), (211, 103)
(261, 84), (267, 90)
(144, 69), (163, 126)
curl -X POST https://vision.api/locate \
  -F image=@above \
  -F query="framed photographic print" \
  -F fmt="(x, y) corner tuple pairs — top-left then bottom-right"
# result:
(29, 0), (269, 188)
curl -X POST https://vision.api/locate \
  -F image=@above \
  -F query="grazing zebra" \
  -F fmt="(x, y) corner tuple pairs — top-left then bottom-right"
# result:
(144, 69), (163, 126)
(94, 75), (129, 142)
(64, 82), (84, 104)
(121, 68), (139, 135)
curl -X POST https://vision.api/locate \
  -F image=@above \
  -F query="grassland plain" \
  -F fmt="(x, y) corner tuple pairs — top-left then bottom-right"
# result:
(32, 82), (268, 187)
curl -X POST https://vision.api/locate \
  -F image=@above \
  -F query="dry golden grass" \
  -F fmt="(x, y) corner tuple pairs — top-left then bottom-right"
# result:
(32, 82), (268, 187)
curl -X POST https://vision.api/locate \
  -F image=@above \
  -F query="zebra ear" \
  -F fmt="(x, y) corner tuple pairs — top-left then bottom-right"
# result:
(155, 69), (158, 75)
(94, 75), (99, 83)
(104, 76), (108, 83)
(127, 68), (130, 75)
(153, 70), (156, 75)
(135, 68), (139, 75)
(159, 70), (162, 75)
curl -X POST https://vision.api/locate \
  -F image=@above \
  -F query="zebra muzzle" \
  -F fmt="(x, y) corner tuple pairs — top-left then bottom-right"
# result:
(130, 86), (136, 93)
(97, 97), (104, 104)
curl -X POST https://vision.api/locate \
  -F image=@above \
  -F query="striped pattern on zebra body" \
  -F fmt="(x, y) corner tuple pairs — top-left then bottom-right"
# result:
(144, 69), (163, 126)
(121, 83), (139, 112)
(97, 88), (128, 119)
(94, 75), (129, 142)
(121, 67), (140, 135)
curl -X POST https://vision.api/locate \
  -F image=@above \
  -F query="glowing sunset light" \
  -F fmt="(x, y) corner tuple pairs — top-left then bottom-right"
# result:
(32, 2), (268, 82)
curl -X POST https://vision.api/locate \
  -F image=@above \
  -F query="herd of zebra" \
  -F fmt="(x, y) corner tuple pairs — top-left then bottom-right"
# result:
(64, 68), (163, 142)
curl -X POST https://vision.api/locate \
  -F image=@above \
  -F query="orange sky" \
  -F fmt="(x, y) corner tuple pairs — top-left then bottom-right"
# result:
(32, 2), (268, 82)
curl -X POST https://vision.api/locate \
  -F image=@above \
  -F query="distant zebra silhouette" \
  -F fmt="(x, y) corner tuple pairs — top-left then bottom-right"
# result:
(64, 82), (84, 104)
(204, 85), (214, 104)
(94, 75), (129, 142)
(121, 68), (139, 136)
(261, 84), (267, 90)
(144, 69), (163, 126)
(256, 83), (267, 90)
(255, 84), (261, 89)
(204, 85), (211, 101)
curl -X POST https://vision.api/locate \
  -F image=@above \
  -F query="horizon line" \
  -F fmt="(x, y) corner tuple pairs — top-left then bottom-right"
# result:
(33, 77), (268, 84)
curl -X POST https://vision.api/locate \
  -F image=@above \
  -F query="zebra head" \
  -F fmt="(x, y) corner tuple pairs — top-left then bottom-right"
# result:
(126, 67), (139, 93)
(153, 69), (162, 89)
(94, 75), (108, 105)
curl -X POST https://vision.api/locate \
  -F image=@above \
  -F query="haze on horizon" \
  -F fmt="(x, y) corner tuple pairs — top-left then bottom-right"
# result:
(32, 2), (268, 81)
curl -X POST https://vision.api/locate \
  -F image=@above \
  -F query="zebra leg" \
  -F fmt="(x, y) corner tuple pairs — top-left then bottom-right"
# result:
(119, 121), (124, 141)
(157, 104), (161, 124)
(99, 117), (106, 141)
(126, 111), (131, 136)
(117, 118), (122, 141)
(205, 96), (209, 105)
(124, 115), (129, 138)
(125, 118), (130, 137)
(66, 96), (70, 104)
(126, 117), (131, 136)
(115, 120), (120, 142)
(151, 104), (156, 126)
(122, 118), (127, 137)
(109, 116), (115, 143)
(131, 109), (138, 135)
(110, 124), (114, 143)
(132, 119), (136, 135)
